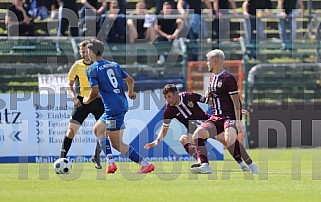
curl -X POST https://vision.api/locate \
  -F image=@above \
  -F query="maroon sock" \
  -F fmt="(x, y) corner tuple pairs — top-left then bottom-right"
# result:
(227, 140), (243, 164)
(227, 140), (253, 165)
(194, 138), (208, 164)
(238, 140), (253, 165)
(183, 143), (198, 160)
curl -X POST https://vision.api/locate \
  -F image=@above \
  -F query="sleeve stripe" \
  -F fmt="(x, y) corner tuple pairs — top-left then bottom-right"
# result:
(229, 90), (238, 95)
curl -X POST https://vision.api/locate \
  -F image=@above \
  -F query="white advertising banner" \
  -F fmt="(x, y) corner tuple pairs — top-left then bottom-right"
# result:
(0, 91), (224, 163)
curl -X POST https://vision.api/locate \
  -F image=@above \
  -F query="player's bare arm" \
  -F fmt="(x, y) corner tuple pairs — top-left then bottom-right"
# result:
(144, 121), (170, 149)
(83, 85), (99, 104)
(68, 79), (82, 107)
(124, 76), (136, 99)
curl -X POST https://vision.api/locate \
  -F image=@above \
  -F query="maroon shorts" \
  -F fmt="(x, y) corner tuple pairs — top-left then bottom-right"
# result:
(200, 115), (237, 138)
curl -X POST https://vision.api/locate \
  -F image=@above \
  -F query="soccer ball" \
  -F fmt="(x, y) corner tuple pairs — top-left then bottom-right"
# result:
(53, 158), (72, 174)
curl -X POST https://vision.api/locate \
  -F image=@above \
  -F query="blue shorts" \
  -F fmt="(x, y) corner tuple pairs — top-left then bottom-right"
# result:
(100, 111), (126, 131)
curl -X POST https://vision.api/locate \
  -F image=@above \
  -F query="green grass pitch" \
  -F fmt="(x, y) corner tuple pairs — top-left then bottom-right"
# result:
(1, 149), (321, 201)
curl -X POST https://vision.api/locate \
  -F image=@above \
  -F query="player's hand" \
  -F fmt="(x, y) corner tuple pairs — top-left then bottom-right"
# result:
(205, 90), (213, 98)
(144, 140), (159, 149)
(236, 120), (243, 134)
(241, 109), (249, 116)
(73, 98), (82, 107)
(128, 91), (136, 100)
(82, 97), (90, 104)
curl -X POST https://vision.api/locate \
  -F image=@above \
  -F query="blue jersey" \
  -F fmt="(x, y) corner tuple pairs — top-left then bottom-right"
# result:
(86, 60), (129, 114)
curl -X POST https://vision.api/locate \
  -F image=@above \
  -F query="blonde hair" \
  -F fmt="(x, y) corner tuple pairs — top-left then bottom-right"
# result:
(206, 49), (225, 61)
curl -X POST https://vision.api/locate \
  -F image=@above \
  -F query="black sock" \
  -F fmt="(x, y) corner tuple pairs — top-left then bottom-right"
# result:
(94, 139), (102, 159)
(60, 136), (73, 158)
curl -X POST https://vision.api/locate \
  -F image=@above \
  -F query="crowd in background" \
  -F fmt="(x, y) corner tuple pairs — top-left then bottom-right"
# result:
(4, 0), (307, 56)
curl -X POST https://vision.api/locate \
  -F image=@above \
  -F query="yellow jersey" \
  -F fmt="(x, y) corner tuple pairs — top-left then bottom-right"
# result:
(67, 59), (91, 98)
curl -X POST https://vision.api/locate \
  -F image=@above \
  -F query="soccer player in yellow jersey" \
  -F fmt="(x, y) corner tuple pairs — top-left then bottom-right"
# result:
(60, 40), (116, 172)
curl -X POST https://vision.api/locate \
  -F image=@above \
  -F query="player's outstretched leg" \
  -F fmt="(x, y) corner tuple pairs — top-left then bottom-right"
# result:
(189, 127), (213, 174)
(60, 136), (73, 158)
(109, 130), (155, 174)
(190, 138), (213, 174)
(215, 132), (249, 172)
(227, 140), (258, 174)
(125, 146), (155, 174)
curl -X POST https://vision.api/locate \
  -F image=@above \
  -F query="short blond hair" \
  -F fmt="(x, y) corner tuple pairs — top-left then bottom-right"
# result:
(206, 49), (225, 61)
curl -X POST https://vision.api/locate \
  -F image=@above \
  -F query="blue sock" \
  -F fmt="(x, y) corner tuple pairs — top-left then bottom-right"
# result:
(99, 137), (112, 157)
(125, 146), (143, 164)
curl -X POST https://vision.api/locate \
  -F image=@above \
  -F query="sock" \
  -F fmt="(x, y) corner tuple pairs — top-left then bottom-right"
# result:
(228, 140), (253, 165)
(106, 154), (115, 165)
(239, 161), (247, 168)
(94, 139), (102, 160)
(99, 137), (113, 159)
(60, 136), (73, 158)
(238, 140), (253, 165)
(226, 140), (243, 164)
(183, 143), (198, 160)
(194, 138), (209, 164)
(248, 162), (256, 167)
(125, 146), (146, 165)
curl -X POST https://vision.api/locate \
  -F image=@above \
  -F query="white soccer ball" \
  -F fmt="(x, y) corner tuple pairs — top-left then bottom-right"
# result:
(53, 158), (72, 174)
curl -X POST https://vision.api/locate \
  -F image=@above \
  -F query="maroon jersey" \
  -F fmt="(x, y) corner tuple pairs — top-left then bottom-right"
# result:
(209, 70), (239, 119)
(163, 92), (210, 132)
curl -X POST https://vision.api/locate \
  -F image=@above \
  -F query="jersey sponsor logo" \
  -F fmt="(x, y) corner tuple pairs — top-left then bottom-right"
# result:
(187, 101), (194, 108)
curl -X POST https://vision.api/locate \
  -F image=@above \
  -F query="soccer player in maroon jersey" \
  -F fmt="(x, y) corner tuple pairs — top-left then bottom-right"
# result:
(190, 49), (258, 174)
(144, 84), (257, 173)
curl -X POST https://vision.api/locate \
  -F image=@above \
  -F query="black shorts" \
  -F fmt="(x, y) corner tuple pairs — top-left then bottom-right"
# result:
(70, 96), (104, 125)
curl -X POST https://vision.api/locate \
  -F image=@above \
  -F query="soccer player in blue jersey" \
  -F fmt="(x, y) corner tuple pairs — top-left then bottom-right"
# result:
(83, 39), (155, 174)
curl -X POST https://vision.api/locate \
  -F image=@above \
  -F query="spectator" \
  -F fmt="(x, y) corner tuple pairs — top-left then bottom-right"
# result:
(57, 0), (79, 37)
(49, 0), (59, 19)
(278, 0), (305, 50)
(127, 1), (157, 43)
(212, 0), (237, 42)
(155, 0), (175, 15)
(99, 0), (126, 43)
(242, 0), (272, 58)
(177, 0), (211, 60)
(177, 0), (212, 40)
(117, 0), (126, 15)
(27, 0), (53, 20)
(243, 0), (272, 42)
(79, 0), (107, 36)
(5, 0), (34, 36)
(156, 1), (184, 64)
